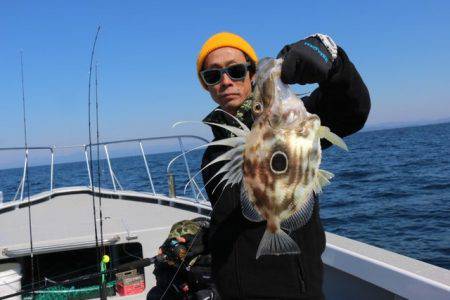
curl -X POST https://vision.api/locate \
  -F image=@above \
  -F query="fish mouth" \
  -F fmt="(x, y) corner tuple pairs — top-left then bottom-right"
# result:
(268, 108), (300, 129)
(284, 109), (299, 125)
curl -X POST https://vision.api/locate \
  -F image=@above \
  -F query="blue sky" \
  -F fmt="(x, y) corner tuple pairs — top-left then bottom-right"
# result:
(1, 1), (450, 167)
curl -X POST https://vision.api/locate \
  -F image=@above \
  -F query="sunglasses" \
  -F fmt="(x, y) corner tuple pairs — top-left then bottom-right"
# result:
(200, 63), (251, 86)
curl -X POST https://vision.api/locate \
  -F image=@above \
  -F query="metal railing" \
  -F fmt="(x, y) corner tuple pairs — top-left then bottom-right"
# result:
(0, 135), (209, 203)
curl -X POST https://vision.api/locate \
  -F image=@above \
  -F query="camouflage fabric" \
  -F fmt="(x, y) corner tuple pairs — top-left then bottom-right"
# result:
(202, 92), (255, 139)
(235, 93), (253, 123)
(168, 220), (202, 239)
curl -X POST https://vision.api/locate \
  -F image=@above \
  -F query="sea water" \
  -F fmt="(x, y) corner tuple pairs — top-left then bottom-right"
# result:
(0, 122), (449, 269)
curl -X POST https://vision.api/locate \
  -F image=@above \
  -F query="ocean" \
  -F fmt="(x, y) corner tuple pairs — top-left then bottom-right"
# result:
(1, 122), (449, 269)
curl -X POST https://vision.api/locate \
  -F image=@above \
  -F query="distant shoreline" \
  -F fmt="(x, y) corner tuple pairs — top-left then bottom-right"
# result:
(361, 120), (450, 133)
(1, 121), (449, 171)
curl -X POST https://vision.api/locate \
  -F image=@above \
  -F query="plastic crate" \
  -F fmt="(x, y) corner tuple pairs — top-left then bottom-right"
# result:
(116, 281), (145, 296)
(115, 269), (145, 296)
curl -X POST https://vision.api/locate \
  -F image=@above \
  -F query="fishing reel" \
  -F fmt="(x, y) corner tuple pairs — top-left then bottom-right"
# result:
(158, 237), (189, 266)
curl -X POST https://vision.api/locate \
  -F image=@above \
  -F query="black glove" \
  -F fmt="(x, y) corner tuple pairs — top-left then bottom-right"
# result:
(184, 227), (209, 261)
(277, 35), (336, 85)
(194, 288), (221, 300)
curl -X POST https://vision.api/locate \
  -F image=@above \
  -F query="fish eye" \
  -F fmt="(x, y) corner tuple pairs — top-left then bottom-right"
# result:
(253, 101), (264, 114)
(270, 151), (288, 174)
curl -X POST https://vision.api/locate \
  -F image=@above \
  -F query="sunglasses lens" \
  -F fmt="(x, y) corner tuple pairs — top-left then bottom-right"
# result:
(201, 64), (249, 86)
(227, 64), (247, 80)
(202, 69), (221, 85)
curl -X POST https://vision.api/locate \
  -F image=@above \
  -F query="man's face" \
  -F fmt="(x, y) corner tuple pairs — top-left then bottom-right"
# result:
(202, 47), (254, 115)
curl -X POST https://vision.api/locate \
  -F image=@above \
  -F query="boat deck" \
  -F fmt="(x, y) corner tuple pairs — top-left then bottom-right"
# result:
(1, 187), (449, 299)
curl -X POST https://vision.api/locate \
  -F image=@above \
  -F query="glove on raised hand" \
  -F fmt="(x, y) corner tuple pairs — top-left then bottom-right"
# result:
(183, 231), (208, 262)
(277, 34), (338, 85)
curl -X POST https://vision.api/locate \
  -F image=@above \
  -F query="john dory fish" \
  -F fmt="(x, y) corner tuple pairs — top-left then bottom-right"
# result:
(175, 58), (348, 258)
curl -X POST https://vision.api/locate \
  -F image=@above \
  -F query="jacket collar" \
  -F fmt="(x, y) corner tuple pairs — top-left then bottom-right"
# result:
(203, 94), (254, 140)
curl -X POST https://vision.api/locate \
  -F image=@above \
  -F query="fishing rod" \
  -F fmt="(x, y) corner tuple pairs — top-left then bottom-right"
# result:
(95, 57), (107, 298)
(95, 62), (104, 255)
(86, 26), (105, 299)
(20, 50), (36, 298)
(0, 257), (156, 300)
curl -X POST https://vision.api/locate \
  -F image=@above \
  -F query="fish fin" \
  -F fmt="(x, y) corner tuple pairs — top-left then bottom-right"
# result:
(240, 184), (263, 222)
(256, 229), (300, 259)
(201, 144), (244, 174)
(202, 121), (248, 137)
(182, 144), (244, 195)
(168, 136), (245, 173)
(227, 160), (244, 186)
(280, 195), (315, 231)
(212, 163), (241, 194)
(312, 169), (334, 194)
(214, 108), (250, 132)
(173, 120), (248, 138)
(318, 126), (348, 151)
(185, 153), (242, 194)
(211, 160), (243, 194)
(318, 169), (334, 185)
(227, 167), (243, 187)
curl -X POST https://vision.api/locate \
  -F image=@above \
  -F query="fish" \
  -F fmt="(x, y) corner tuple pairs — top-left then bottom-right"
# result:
(172, 57), (347, 259)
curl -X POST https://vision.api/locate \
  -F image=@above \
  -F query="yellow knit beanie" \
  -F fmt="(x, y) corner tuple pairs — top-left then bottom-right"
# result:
(197, 32), (258, 89)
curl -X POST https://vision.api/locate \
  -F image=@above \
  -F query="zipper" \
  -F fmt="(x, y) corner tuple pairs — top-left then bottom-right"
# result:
(297, 257), (306, 293)
(235, 239), (243, 298)
(234, 186), (244, 298)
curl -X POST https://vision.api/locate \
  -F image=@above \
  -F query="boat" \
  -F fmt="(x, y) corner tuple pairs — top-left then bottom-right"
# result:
(0, 135), (449, 299)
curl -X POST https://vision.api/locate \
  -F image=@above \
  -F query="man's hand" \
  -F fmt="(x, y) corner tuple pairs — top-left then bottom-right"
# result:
(179, 233), (208, 261)
(157, 232), (208, 265)
(277, 34), (338, 85)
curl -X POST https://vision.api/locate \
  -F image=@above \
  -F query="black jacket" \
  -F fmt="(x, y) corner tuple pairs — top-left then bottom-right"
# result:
(201, 47), (370, 300)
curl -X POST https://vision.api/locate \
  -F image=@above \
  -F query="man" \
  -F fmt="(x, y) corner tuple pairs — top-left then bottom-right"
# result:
(198, 32), (370, 299)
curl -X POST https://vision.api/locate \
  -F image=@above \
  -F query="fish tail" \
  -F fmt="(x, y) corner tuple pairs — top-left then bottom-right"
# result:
(256, 228), (300, 259)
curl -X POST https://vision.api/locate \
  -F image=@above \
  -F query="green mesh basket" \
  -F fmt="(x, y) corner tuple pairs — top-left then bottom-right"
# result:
(23, 281), (115, 300)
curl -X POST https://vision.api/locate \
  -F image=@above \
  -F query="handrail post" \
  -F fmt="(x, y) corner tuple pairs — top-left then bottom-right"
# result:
(104, 145), (117, 191)
(178, 137), (198, 199)
(50, 147), (54, 194)
(84, 146), (93, 187)
(167, 173), (176, 202)
(139, 141), (156, 195)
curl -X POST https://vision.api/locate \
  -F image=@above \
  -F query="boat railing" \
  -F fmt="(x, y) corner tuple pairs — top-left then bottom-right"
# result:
(0, 135), (209, 204)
